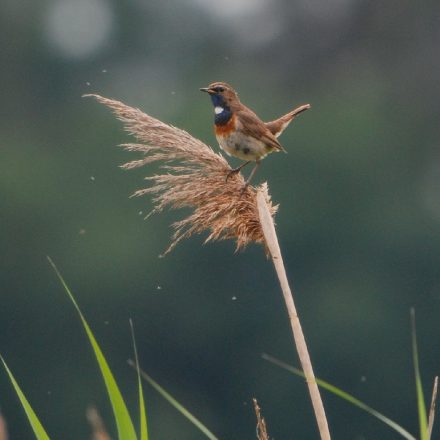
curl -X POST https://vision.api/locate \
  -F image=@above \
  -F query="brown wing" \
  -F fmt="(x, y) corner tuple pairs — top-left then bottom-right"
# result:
(236, 108), (286, 152)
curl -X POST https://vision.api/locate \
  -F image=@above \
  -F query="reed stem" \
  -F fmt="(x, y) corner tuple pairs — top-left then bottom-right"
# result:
(256, 190), (331, 440)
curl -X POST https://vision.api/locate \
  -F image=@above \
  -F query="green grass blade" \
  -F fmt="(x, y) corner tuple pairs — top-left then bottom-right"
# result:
(48, 257), (137, 440)
(128, 360), (219, 440)
(411, 309), (428, 440)
(0, 356), (51, 440)
(262, 353), (417, 440)
(129, 320), (149, 440)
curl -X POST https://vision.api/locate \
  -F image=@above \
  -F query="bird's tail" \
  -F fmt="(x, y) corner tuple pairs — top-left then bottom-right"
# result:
(265, 103), (311, 138)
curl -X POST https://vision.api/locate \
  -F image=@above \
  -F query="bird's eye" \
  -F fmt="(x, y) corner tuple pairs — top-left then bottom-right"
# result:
(215, 86), (225, 93)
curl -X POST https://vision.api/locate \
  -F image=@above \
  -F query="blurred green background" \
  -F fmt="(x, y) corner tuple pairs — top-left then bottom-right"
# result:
(1, 0), (440, 438)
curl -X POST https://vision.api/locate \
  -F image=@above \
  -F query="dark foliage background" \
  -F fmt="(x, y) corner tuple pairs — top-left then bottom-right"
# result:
(1, 0), (440, 438)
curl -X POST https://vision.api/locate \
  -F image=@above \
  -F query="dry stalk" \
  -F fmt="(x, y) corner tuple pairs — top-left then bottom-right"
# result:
(257, 191), (331, 440)
(253, 398), (271, 440)
(428, 376), (438, 438)
(0, 412), (8, 440)
(86, 406), (112, 440)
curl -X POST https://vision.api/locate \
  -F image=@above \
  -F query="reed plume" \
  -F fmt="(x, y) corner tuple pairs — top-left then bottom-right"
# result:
(85, 94), (277, 254)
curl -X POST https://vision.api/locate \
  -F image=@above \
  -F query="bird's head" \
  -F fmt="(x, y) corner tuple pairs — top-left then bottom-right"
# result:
(200, 82), (238, 108)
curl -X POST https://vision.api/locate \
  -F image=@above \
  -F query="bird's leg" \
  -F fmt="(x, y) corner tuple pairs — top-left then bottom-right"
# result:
(240, 159), (261, 195)
(226, 160), (251, 182)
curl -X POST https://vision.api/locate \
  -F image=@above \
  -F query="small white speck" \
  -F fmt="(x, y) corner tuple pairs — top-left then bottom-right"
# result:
(360, 376), (367, 382)
(102, 69), (107, 73)
(214, 106), (224, 115)
(156, 285), (162, 290)
(90, 176), (95, 181)
(86, 81), (91, 86)
(138, 210), (143, 215)
(232, 296), (237, 301)
(171, 91), (176, 95)
(79, 228), (86, 235)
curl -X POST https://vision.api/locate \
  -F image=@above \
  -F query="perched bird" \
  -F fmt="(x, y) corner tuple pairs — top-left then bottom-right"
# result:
(200, 81), (310, 190)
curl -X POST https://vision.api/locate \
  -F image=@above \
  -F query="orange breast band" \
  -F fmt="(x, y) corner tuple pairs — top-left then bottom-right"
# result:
(214, 113), (236, 135)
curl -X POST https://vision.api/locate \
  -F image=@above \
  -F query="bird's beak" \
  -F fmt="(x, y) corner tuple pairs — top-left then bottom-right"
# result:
(200, 87), (213, 94)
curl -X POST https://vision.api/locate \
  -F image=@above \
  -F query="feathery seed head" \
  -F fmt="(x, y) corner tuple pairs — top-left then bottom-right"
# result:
(85, 94), (278, 254)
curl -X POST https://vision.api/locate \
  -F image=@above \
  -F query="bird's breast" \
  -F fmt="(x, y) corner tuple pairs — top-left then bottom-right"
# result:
(214, 112), (236, 135)
(215, 128), (271, 161)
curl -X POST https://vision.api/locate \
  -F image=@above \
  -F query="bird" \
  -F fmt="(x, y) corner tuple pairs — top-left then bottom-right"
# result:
(200, 81), (310, 191)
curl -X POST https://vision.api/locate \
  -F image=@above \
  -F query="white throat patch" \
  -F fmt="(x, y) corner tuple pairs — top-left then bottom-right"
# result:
(214, 106), (224, 115)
